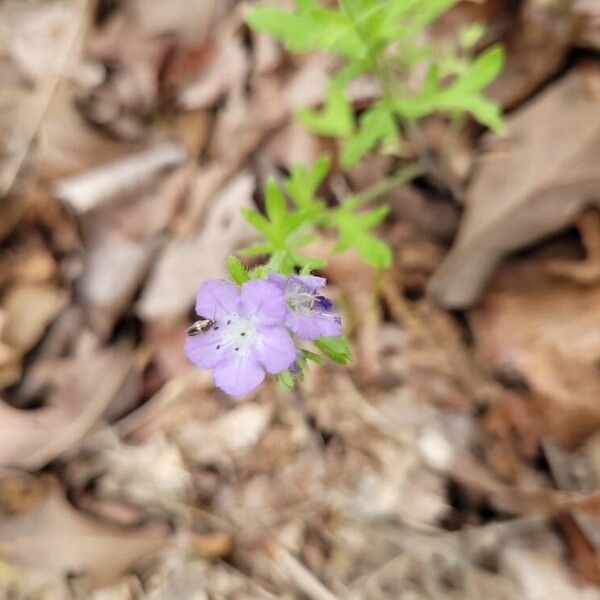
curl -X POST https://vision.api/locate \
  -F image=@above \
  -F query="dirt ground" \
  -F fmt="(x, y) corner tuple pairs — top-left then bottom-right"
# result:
(0, 0), (600, 598)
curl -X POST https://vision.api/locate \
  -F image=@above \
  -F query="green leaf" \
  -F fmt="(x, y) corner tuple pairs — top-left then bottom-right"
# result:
(302, 349), (324, 364)
(352, 232), (393, 268)
(402, 0), (459, 37)
(290, 252), (327, 270)
(297, 80), (354, 138)
(264, 177), (287, 225)
(274, 369), (295, 389)
(286, 155), (330, 208)
(238, 243), (272, 256)
(442, 94), (505, 133)
(241, 208), (274, 242)
(459, 22), (485, 50)
(446, 45), (504, 95)
(247, 2), (365, 60)
(341, 101), (396, 167)
(248, 265), (269, 280)
(246, 5), (318, 54)
(332, 202), (392, 268)
(267, 250), (296, 275)
(314, 336), (352, 364)
(226, 255), (249, 284)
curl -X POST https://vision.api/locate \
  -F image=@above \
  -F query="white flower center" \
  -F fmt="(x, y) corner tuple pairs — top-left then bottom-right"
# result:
(218, 314), (258, 356)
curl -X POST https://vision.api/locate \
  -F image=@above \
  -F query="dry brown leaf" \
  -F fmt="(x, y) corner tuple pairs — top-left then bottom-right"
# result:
(0, 479), (169, 585)
(469, 260), (600, 447)
(0, 234), (57, 287)
(0, 345), (134, 469)
(574, 0), (600, 51)
(0, 310), (21, 389)
(137, 172), (257, 322)
(486, 0), (576, 109)
(1, 283), (68, 352)
(190, 532), (233, 559)
(0, 0), (87, 194)
(38, 90), (138, 179)
(430, 68), (600, 308)
(177, 31), (248, 110)
(79, 230), (153, 336)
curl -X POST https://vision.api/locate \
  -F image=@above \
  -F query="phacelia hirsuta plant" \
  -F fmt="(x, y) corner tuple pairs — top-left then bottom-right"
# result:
(185, 0), (504, 396)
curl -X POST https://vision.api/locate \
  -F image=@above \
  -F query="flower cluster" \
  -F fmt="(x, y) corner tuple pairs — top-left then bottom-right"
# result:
(184, 275), (342, 396)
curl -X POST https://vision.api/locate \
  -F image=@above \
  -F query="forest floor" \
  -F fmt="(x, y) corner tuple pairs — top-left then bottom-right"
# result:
(0, 0), (600, 598)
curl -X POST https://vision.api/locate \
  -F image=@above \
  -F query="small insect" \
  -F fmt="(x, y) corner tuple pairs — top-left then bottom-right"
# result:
(186, 317), (216, 336)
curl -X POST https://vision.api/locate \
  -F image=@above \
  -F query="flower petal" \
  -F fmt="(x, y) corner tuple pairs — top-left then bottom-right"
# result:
(285, 311), (342, 340)
(254, 325), (296, 374)
(266, 272), (286, 289)
(239, 280), (286, 326)
(213, 353), (265, 396)
(184, 330), (224, 369)
(195, 280), (240, 320)
(294, 275), (326, 292)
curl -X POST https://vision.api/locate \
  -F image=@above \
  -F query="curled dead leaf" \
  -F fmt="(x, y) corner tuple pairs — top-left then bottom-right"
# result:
(430, 68), (600, 307)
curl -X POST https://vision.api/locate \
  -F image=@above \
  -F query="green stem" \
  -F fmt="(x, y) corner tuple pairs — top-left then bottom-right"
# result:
(341, 0), (463, 200)
(351, 162), (424, 206)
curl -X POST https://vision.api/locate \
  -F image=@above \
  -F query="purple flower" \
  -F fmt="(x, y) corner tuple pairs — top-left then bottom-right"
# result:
(267, 274), (341, 340)
(184, 279), (295, 396)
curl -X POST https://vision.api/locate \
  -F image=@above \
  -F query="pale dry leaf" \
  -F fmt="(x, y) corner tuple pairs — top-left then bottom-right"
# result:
(96, 163), (194, 240)
(176, 403), (272, 466)
(502, 546), (600, 600)
(137, 172), (257, 322)
(97, 436), (192, 509)
(53, 142), (188, 214)
(38, 89), (138, 178)
(0, 0), (78, 84)
(126, 0), (236, 46)
(430, 68), (600, 307)
(145, 558), (208, 600)
(0, 345), (134, 469)
(0, 480), (169, 585)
